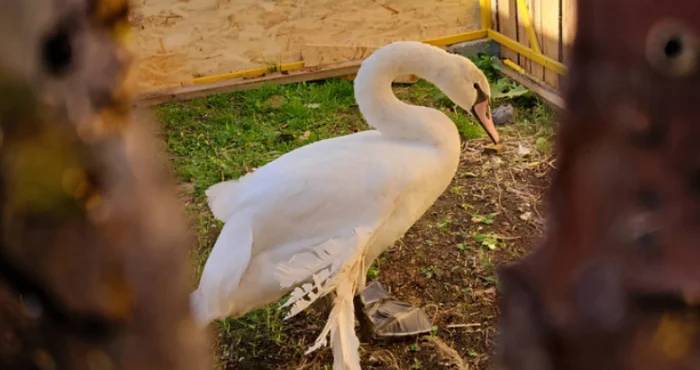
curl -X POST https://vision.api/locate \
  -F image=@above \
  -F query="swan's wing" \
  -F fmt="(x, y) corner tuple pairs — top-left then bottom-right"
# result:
(276, 225), (384, 319)
(205, 133), (408, 227)
(200, 135), (442, 319)
(191, 213), (253, 324)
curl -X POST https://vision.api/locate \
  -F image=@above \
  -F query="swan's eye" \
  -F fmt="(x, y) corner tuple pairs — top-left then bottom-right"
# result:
(646, 19), (698, 77)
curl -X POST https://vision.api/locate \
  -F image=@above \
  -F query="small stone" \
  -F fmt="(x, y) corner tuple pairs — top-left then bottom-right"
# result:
(492, 104), (515, 125)
(483, 143), (505, 155)
(266, 95), (285, 108)
(516, 144), (532, 157)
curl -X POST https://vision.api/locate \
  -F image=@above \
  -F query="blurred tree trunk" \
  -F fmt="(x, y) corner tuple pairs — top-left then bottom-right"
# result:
(0, 0), (210, 369)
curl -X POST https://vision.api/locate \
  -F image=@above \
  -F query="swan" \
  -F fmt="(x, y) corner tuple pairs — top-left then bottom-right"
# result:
(190, 41), (499, 369)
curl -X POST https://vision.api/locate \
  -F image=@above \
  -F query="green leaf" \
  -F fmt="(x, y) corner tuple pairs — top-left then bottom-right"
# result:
(492, 84), (530, 100)
(471, 213), (497, 225)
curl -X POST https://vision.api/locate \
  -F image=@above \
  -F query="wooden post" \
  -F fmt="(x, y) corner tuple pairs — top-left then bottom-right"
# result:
(497, 0), (519, 64)
(481, 0), (493, 29)
(540, 0), (561, 87)
(562, 0), (578, 66)
(528, 0), (546, 80)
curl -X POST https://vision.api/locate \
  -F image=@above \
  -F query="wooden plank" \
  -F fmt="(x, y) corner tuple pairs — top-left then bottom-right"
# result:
(301, 44), (376, 67)
(136, 60), (363, 107)
(516, 0), (532, 74)
(341, 73), (419, 84)
(562, 0), (577, 66)
(480, 0), (493, 29)
(301, 44), (418, 83)
(491, 0), (499, 30)
(497, 61), (564, 111)
(540, 0), (561, 87)
(529, 0), (545, 80)
(497, 0), (518, 63)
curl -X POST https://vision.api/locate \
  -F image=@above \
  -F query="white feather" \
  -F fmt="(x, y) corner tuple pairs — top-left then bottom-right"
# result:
(302, 228), (371, 370)
(275, 238), (351, 288)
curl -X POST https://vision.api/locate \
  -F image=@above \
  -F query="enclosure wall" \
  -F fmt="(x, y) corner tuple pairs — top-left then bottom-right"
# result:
(130, 0), (484, 93)
(493, 0), (577, 88)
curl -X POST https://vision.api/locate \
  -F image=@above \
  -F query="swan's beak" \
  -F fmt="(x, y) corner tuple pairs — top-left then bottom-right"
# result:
(472, 100), (500, 144)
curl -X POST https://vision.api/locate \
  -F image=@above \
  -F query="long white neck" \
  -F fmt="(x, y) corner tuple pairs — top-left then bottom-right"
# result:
(354, 41), (461, 150)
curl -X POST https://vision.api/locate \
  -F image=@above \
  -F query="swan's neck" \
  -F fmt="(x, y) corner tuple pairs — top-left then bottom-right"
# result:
(354, 42), (460, 150)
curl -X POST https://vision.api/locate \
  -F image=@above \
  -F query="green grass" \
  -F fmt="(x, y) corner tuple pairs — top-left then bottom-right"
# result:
(156, 63), (556, 366)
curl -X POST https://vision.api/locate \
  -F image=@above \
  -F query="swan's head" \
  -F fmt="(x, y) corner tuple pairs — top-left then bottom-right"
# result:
(442, 55), (500, 144)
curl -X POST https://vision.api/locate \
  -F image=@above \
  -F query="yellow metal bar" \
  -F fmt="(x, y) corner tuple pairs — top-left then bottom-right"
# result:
(503, 58), (526, 74)
(421, 29), (488, 46)
(193, 61), (305, 85)
(515, 0), (541, 54)
(193, 30), (489, 85)
(479, 0), (493, 30)
(488, 29), (567, 75)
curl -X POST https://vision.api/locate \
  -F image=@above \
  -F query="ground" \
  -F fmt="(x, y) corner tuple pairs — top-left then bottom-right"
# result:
(155, 60), (557, 369)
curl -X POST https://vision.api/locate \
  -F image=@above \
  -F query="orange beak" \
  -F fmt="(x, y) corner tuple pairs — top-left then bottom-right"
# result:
(472, 100), (500, 144)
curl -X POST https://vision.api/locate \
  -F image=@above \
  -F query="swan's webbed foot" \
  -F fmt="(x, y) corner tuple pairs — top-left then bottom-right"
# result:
(354, 281), (432, 342)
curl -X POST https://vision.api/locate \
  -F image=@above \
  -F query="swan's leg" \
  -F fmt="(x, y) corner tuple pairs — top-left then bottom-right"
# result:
(354, 281), (432, 340)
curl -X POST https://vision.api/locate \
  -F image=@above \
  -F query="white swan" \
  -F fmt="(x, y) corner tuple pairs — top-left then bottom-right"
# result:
(191, 41), (499, 369)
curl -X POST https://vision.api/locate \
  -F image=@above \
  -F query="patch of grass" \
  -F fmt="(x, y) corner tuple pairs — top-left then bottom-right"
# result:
(158, 78), (360, 196)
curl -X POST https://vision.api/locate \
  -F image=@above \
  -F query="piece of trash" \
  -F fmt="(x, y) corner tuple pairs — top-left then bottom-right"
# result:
(355, 282), (433, 341)
(483, 143), (505, 155)
(516, 144), (532, 157)
(519, 212), (533, 221)
(299, 130), (310, 141)
(305, 103), (321, 109)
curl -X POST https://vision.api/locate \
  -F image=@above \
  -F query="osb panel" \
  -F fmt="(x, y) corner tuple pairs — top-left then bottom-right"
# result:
(129, 0), (482, 93)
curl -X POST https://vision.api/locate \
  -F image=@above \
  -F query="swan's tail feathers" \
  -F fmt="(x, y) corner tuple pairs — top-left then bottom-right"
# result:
(193, 216), (254, 325)
(286, 227), (373, 370)
(205, 179), (244, 221)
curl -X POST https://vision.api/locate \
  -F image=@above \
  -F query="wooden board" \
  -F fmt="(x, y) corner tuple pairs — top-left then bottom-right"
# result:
(497, 61), (564, 111)
(491, 0), (499, 31)
(528, 0), (545, 80)
(562, 0), (577, 66)
(497, 0), (519, 63)
(301, 44), (418, 82)
(136, 60), (364, 106)
(516, 0), (531, 76)
(540, 0), (560, 87)
(129, 0), (482, 93)
(301, 44), (377, 67)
